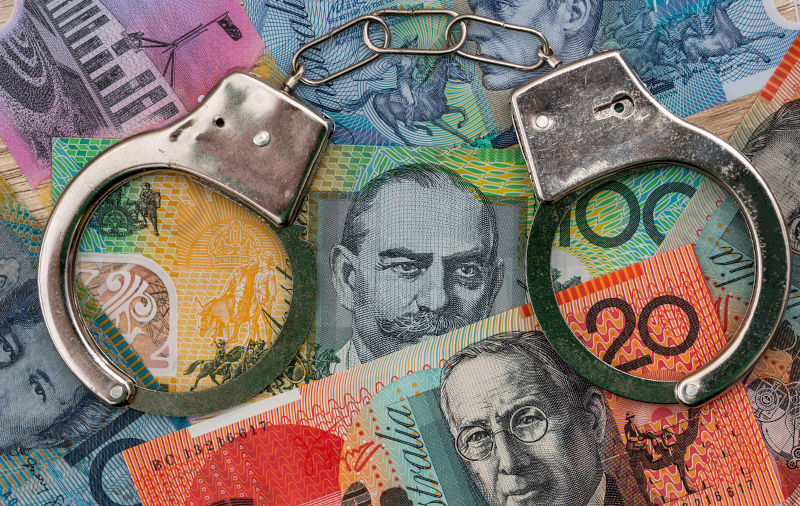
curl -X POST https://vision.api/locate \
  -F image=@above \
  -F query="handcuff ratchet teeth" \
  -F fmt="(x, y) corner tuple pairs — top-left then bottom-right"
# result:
(37, 9), (790, 416)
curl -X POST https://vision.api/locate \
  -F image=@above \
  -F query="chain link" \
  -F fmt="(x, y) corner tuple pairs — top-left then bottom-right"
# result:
(445, 14), (560, 71)
(362, 9), (468, 56)
(281, 9), (561, 90)
(285, 14), (392, 90)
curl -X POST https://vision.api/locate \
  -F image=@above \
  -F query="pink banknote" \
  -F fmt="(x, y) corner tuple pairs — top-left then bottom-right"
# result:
(0, 0), (264, 187)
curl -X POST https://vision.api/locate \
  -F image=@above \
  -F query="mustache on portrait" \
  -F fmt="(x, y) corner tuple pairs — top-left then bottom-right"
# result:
(377, 309), (470, 343)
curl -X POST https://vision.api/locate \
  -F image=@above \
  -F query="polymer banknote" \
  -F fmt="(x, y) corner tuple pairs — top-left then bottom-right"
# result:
(628, 37), (800, 498)
(52, 138), (535, 396)
(122, 248), (783, 505)
(696, 198), (800, 500)
(0, 175), (188, 504)
(249, 0), (798, 149)
(549, 165), (704, 287)
(52, 138), (296, 395)
(0, 0), (264, 188)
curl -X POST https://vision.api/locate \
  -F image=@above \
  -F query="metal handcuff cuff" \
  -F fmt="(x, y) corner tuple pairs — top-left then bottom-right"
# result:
(38, 9), (790, 416)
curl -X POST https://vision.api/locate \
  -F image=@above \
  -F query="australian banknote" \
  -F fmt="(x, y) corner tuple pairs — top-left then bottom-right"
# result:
(0, 0), (264, 188)
(0, 175), (188, 504)
(122, 248), (784, 505)
(249, 0), (798, 149)
(52, 138), (535, 396)
(675, 197), (800, 500)
(631, 36), (800, 499)
(53, 138), (296, 395)
(549, 165), (705, 287)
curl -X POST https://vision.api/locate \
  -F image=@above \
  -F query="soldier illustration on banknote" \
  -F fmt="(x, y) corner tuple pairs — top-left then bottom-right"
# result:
(328, 163), (505, 372)
(90, 181), (162, 237)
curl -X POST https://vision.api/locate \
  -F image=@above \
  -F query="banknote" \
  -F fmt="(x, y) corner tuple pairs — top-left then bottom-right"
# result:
(0, 0), (264, 188)
(123, 248), (783, 505)
(0, 174), (188, 504)
(657, 178), (730, 254)
(549, 165), (703, 287)
(53, 138), (535, 396)
(559, 245), (727, 381)
(53, 138), (295, 394)
(248, 0), (499, 147)
(249, 0), (798, 149)
(694, 198), (800, 497)
(631, 37), (800, 499)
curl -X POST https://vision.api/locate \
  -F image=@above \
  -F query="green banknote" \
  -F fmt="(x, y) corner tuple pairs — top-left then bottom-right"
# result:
(52, 139), (536, 399)
(550, 166), (704, 288)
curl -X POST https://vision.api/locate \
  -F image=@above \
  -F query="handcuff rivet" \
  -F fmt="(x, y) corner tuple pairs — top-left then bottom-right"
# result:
(253, 130), (271, 147)
(534, 114), (551, 130)
(109, 385), (125, 400)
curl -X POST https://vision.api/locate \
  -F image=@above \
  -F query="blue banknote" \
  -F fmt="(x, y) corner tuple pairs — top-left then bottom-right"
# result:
(248, 0), (798, 147)
(247, 0), (500, 146)
(0, 178), (186, 503)
(1, 410), (186, 506)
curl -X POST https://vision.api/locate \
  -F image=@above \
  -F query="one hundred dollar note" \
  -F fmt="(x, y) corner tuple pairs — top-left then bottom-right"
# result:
(0, 0), (264, 188)
(249, 0), (798, 148)
(52, 139), (535, 396)
(549, 165), (703, 287)
(122, 247), (784, 505)
(0, 175), (188, 504)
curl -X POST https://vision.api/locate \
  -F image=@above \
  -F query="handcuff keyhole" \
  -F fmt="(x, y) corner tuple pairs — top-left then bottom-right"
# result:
(593, 94), (634, 120)
(214, 117), (225, 127)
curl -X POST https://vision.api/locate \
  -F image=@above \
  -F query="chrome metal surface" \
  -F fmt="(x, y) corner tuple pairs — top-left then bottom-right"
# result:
(39, 73), (332, 415)
(288, 14), (391, 87)
(362, 9), (468, 55)
(446, 14), (560, 71)
(288, 10), (560, 88)
(516, 52), (791, 406)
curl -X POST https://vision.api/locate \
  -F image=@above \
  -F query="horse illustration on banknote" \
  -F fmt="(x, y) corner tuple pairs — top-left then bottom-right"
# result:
(600, 0), (786, 89)
(194, 257), (278, 346)
(678, 0), (785, 71)
(184, 338), (267, 390)
(343, 47), (473, 145)
(186, 257), (279, 388)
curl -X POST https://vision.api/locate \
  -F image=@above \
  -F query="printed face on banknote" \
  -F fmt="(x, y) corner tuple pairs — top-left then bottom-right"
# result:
(439, 332), (607, 506)
(466, 0), (601, 90)
(330, 165), (503, 363)
(742, 98), (800, 253)
(0, 280), (107, 452)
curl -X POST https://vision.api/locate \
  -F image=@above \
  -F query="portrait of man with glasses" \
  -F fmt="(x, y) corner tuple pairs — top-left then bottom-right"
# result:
(438, 330), (628, 506)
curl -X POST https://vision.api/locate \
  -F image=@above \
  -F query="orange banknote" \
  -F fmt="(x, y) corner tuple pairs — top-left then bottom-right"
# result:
(121, 246), (782, 506)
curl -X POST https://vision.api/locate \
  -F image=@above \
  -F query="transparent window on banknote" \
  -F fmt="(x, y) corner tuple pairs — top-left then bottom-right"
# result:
(69, 168), (295, 398)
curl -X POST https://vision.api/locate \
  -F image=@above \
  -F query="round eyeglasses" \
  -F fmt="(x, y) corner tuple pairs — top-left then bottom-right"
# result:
(455, 405), (549, 461)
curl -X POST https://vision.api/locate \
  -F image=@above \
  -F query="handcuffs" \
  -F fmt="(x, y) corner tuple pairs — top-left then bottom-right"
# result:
(38, 10), (790, 416)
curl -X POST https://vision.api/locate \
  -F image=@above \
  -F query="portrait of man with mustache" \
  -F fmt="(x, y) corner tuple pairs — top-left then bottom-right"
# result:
(329, 163), (504, 372)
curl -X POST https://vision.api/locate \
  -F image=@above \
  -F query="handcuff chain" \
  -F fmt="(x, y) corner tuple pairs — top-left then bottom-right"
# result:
(281, 9), (561, 91)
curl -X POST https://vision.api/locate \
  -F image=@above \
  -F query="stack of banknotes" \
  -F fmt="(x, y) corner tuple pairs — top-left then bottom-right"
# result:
(4, 0), (800, 504)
